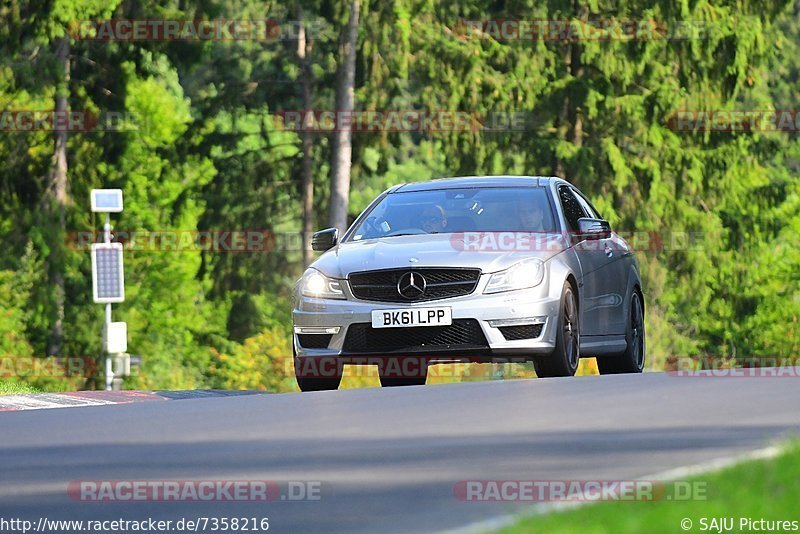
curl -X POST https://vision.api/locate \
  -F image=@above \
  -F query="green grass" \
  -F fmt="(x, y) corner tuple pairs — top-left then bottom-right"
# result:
(0, 380), (42, 395)
(500, 443), (800, 534)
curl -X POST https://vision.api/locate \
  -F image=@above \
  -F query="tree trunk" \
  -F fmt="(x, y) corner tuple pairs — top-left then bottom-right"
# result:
(553, 4), (586, 183)
(297, 16), (315, 267)
(568, 24), (584, 147)
(46, 36), (70, 357)
(328, 0), (360, 235)
(554, 78), (568, 179)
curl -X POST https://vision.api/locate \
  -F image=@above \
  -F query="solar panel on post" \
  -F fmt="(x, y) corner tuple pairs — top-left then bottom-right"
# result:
(90, 189), (123, 212)
(91, 243), (125, 303)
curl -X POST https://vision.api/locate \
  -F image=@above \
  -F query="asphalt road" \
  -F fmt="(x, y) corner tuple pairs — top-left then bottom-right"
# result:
(1, 372), (799, 533)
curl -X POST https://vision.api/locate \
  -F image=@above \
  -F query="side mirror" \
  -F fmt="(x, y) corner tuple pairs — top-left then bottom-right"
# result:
(577, 218), (611, 240)
(311, 228), (339, 251)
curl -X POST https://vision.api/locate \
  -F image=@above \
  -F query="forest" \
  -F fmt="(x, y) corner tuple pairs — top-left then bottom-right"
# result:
(0, 0), (798, 391)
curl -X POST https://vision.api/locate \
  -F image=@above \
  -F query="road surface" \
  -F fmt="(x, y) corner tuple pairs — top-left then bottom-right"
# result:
(1, 372), (799, 532)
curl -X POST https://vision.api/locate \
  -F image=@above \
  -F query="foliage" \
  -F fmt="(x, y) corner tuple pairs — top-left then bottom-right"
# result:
(207, 326), (296, 392)
(0, 380), (42, 395)
(0, 0), (797, 391)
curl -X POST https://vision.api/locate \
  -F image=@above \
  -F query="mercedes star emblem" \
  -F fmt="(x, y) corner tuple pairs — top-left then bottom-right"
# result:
(397, 271), (426, 299)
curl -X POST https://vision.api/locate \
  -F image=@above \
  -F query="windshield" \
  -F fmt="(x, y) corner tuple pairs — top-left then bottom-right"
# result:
(348, 187), (557, 241)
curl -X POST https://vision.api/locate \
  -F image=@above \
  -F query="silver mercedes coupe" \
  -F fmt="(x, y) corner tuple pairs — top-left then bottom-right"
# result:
(292, 176), (645, 391)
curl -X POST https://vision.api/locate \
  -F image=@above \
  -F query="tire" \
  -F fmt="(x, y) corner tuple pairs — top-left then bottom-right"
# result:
(598, 291), (645, 374)
(534, 281), (580, 378)
(378, 356), (428, 387)
(379, 375), (427, 387)
(294, 350), (342, 391)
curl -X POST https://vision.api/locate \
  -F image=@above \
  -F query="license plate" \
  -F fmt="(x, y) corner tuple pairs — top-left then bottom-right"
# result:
(371, 307), (452, 329)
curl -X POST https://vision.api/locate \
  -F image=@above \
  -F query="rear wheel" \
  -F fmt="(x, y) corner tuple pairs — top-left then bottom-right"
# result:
(378, 356), (428, 387)
(294, 350), (342, 391)
(598, 291), (645, 374)
(534, 282), (580, 378)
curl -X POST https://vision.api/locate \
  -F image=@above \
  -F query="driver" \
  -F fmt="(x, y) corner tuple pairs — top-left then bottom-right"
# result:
(517, 200), (545, 232)
(419, 204), (448, 233)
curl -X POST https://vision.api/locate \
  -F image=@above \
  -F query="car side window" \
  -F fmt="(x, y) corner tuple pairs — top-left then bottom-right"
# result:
(558, 186), (588, 232)
(573, 191), (602, 220)
(573, 191), (605, 220)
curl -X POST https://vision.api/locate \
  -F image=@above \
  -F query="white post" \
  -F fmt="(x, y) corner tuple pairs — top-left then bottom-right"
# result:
(104, 213), (114, 391)
(90, 190), (125, 391)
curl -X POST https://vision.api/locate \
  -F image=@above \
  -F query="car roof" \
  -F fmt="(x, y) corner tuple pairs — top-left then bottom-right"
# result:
(391, 176), (564, 193)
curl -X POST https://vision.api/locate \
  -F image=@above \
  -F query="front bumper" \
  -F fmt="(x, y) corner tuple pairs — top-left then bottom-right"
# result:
(292, 276), (560, 363)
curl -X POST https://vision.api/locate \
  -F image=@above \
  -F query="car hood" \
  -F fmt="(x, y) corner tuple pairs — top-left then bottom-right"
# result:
(311, 233), (568, 278)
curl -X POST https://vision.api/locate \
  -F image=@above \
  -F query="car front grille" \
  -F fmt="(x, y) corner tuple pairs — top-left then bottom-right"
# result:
(342, 319), (489, 354)
(348, 268), (481, 303)
(498, 324), (544, 341)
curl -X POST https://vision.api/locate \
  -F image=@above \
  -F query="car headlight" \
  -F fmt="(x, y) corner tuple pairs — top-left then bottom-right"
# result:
(301, 268), (345, 299)
(483, 259), (545, 294)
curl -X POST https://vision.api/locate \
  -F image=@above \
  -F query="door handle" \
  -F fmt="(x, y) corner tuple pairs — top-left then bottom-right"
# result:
(604, 243), (613, 258)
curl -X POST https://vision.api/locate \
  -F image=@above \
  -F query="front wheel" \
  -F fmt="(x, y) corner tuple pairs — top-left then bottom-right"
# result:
(598, 291), (645, 374)
(378, 356), (428, 387)
(294, 351), (342, 391)
(534, 281), (580, 378)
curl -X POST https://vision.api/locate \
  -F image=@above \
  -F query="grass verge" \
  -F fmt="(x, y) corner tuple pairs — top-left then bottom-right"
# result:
(0, 380), (42, 395)
(500, 442), (800, 533)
